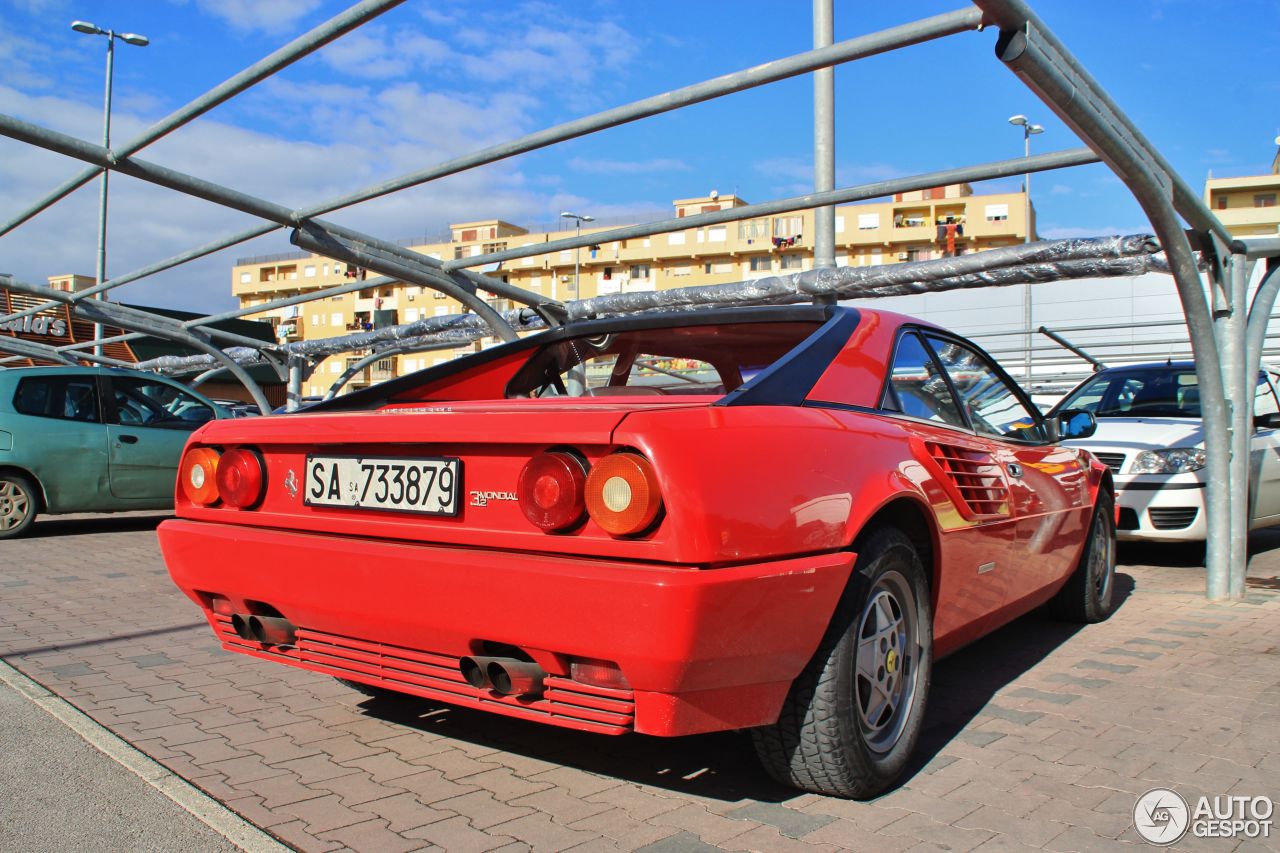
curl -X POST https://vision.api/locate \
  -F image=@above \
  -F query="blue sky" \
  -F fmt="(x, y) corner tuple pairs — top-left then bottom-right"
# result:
(1, 0), (1277, 314)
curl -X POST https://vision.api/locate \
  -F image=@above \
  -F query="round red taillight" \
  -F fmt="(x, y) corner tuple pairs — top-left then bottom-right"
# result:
(584, 452), (662, 537)
(216, 448), (266, 509)
(518, 451), (587, 531)
(179, 447), (221, 506)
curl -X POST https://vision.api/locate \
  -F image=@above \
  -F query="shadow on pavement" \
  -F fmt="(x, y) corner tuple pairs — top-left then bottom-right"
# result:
(899, 571), (1135, 790)
(356, 575), (1135, 804)
(28, 512), (173, 539)
(0, 622), (207, 659)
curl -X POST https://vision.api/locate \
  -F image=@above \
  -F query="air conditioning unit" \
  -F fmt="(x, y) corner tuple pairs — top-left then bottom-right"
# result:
(898, 253), (910, 261)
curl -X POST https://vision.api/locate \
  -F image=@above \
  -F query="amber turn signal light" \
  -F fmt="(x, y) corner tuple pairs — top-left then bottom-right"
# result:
(180, 447), (221, 506)
(585, 452), (662, 536)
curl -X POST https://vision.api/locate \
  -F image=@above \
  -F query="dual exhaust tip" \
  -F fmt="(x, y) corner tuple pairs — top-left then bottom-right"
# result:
(460, 655), (545, 698)
(231, 613), (296, 647)
(229, 617), (543, 699)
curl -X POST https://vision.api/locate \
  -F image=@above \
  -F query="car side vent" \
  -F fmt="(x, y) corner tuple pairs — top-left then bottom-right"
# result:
(924, 441), (1010, 518)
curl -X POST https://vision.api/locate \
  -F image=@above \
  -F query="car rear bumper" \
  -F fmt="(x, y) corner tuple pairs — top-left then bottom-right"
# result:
(159, 519), (855, 736)
(1114, 474), (1207, 541)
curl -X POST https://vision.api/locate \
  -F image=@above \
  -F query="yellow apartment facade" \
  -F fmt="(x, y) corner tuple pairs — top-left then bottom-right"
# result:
(1204, 171), (1280, 239)
(231, 184), (1033, 396)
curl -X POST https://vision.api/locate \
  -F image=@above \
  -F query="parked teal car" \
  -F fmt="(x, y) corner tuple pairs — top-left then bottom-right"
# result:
(0, 366), (229, 538)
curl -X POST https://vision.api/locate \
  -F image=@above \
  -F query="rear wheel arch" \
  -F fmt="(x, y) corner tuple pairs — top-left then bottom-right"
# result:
(850, 496), (938, 605)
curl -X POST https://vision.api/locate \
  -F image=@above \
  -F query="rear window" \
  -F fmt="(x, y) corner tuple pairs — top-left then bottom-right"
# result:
(505, 321), (822, 398)
(13, 376), (101, 423)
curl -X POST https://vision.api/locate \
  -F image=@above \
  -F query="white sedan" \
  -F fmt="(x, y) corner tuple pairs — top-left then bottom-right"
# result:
(1051, 361), (1280, 541)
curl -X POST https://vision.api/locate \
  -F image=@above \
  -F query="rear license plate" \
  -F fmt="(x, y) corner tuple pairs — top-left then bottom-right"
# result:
(304, 455), (462, 516)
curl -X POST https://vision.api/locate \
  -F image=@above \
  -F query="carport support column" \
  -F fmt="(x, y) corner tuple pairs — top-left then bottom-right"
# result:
(287, 354), (305, 413)
(811, 0), (836, 305)
(1221, 254), (1251, 599)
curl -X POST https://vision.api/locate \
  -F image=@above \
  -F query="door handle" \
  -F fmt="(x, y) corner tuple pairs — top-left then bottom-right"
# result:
(118, 434), (139, 444)
(1006, 462), (1023, 478)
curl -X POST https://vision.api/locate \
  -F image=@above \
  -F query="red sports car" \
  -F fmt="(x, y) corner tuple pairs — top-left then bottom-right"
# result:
(159, 305), (1115, 798)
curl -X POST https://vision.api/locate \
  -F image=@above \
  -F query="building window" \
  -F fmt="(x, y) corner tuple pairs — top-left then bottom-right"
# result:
(773, 215), (802, 238)
(707, 226), (727, 242)
(1256, 194), (1277, 208)
(629, 264), (650, 279)
(985, 203), (1009, 221)
(858, 213), (880, 230)
(453, 246), (466, 260)
(738, 219), (768, 240)
(672, 264), (691, 276)
(304, 265), (316, 278)
(750, 256), (772, 272)
(780, 255), (803, 270)
(1217, 196), (1229, 210)
(482, 242), (507, 254)
(435, 306), (448, 316)
(668, 232), (687, 246)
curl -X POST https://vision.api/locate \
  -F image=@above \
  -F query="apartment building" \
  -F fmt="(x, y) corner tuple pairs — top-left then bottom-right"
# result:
(231, 184), (1032, 396)
(1204, 171), (1280, 239)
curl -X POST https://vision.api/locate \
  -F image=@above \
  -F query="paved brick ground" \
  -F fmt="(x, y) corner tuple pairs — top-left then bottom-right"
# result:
(1, 511), (1278, 852)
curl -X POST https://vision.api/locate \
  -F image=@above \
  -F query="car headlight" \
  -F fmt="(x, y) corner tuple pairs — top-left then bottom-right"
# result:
(1130, 447), (1206, 474)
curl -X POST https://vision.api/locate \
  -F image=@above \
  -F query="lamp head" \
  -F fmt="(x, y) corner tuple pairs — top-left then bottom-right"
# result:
(1008, 114), (1028, 127)
(120, 32), (150, 46)
(71, 20), (103, 35)
(1028, 124), (1045, 135)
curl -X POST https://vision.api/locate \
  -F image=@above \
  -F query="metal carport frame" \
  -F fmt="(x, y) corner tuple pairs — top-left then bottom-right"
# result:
(0, 1), (1253, 598)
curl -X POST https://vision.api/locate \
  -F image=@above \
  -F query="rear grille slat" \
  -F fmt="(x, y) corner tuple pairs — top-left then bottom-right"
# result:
(210, 618), (634, 734)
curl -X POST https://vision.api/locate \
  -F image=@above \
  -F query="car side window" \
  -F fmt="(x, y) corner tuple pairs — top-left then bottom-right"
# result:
(880, 332), (966, 428)
(13, 376), (101, 423)
(924, 335), (1048, 443)
(108, 377), (214, 429)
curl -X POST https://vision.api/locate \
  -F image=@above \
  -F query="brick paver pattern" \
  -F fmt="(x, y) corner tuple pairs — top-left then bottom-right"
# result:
(2, 512), (1278, 852)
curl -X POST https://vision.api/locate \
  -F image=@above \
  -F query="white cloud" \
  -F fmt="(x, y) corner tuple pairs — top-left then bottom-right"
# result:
(317, 26), (452, 80)
(568, 157), (690, 175)
(192, 0), (324, 34)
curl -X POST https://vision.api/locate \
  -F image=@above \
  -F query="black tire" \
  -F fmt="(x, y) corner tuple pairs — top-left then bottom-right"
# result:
(752, 527), (933, 799)
(1050, 492), (1117, 623)
(0, 472), (38, 540)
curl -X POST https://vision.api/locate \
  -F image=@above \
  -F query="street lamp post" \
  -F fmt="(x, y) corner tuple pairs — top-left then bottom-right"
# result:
(560, 211), (594, 301)
(1008, 114), (1043, 385)
(71, 21), (149, 357)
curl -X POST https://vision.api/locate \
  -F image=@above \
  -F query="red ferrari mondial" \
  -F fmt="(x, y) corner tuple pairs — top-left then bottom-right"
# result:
(160, 305), (1115, 798)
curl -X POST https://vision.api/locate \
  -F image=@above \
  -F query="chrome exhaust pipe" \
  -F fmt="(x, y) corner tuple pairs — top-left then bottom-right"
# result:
(230, 613), (254, 641)
(487, 660), (546, 698)
(247, 615), (297, 646)
(459, 655), (506, 690)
